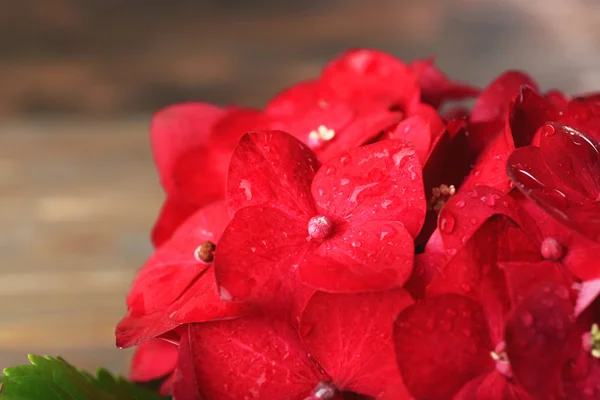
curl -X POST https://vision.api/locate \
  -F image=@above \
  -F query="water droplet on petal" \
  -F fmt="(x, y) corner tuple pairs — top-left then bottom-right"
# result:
(541, 123), (555, 138)
(461, 283), (472, 293)
(461, 328), (472, 337)
(325, 166), (336, 176)
(481, 195), (496, 206)
(439, 213), (456, 233)
(468, 189), (478, 198)
(340, 154), (352, 165)
(455, 200), (466, 209)
(351, 241), (362, 248)
(447, 248), (457, 256)
(219, 286), (233, 301)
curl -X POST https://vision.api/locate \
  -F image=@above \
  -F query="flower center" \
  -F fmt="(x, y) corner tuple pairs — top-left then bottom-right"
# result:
(490, 341), (513, 378)
(308, 125), (336, 148)
(540, 237), (563, 261)
(304, 381), (339, 400)
(428, 184), (456, 212)
(308, 215), (333, 240)
(194, 241), (216, 263)
(583, 323), (600, 358)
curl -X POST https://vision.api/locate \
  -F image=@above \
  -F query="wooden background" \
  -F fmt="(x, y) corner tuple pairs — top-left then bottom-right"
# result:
(1, 0), (600, 376)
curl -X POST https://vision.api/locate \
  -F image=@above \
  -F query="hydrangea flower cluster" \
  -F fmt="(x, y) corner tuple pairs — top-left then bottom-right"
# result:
(116, 49), (600, 400)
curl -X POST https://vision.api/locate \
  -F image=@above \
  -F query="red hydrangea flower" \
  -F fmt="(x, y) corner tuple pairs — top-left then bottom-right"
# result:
(507, 122), (600, 242)
(116, 201), (249, 349)
(213, 130), (426, 320)
(115, 48), (600, 400)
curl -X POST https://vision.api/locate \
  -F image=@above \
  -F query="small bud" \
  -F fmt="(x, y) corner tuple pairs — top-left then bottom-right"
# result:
(194, 241), (216, 263)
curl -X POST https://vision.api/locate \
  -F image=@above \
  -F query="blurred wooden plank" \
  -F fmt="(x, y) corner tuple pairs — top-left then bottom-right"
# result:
(0, 119), (161, 373)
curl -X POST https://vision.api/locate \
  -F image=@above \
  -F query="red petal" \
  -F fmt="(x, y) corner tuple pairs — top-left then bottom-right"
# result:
(321, 49), (419, 111)
(471, 71), (538, 123)
(393, 294), (494, 400)
(116, 268), (250, 348)
(507, 145), (600, 241)
(559, 98), (600, 142)
(299, 289), (413, 397)
(130, 339), (178, 382)
(438, 185), (541, 255)
(171, 327), (203, 400)
(170, 145), (228, 207)
(508, 86), (558, 148)
(127, 202), (229, 315)
(213, 205), (313, 320)
(312, 140), (426, 238)
(300, 220), (414, 292)
(454, 372), (534, 400)
(428, 216), (538, 343)
(512, 192), (600, 280)
(316, 110), (402, 163)
(408, 103), (445, 141)
(383, 114), (431, 165)
(404, 251), (447, 299)
(540, 122), (600, 200)
(265, 79), (328, 117)
(562, 351), (600, 400)
(499, 260), (575, 306)
(151, 195), (198, 247)
(227, 131), (320, 218)
(545, 89), (570, 109)
(460, 131), (514, 193)
(209, 107), (267, 150)
(183, 315), (327, 400)
(150, 102), (226, 192)
(504, 282), (579, 399)
(408, 58), (479, 109)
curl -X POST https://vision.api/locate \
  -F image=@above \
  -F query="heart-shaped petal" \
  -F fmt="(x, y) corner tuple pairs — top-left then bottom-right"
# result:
(393, 294), (494, 400)
(227, 131), (320, 219)
(182, 315), (328, 400)
(299, 289), (413, 397)
(313, 140), (426, 238)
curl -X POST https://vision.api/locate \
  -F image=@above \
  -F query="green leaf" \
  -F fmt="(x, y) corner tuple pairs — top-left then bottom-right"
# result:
(0, 355), (169, 400)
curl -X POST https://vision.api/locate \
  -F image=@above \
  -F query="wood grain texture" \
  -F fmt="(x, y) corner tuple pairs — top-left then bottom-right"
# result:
(1, 0), (600, 378)
(0, 119), (159, 373)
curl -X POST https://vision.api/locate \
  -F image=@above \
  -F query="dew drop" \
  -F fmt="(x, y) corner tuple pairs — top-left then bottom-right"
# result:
(469, 218), (478, 225)
(340, 154), (352, 165)
(481, 195), (496, 206)
(461, 283), (472, 293)
(219, 286), (233, 301)
(455, 200), (466, 209)
(461, 328), (472, 337)
(468, 189), (478, 198)
(447, 248), (457, 256)
(325, 166), (337, 176)
(439, 213), (456, 233)
(351, 241), (362, 248)
(541, 123), (556, 138)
